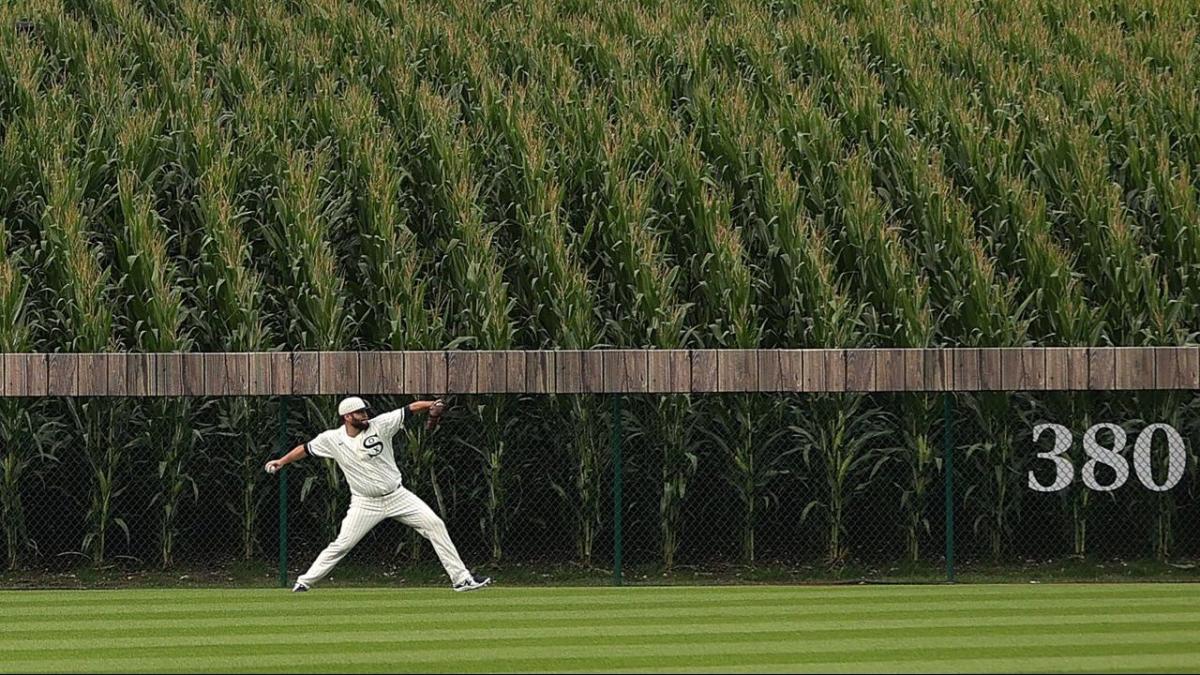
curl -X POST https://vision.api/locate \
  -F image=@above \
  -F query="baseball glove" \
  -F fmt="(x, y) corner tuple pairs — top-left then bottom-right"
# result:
(425, 399), (447, 430)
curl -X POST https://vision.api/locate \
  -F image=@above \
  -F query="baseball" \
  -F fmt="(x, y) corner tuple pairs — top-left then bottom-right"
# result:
(266, 463), (278, 474)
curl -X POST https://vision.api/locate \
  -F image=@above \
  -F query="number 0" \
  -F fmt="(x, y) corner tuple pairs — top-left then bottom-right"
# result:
(1133, 424), (1186, 492)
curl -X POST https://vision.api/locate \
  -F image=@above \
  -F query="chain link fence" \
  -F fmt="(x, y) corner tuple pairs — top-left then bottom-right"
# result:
(1, 391), (1198, 586)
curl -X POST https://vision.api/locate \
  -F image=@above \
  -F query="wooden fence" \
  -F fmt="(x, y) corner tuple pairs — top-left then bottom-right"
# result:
(1, 347), (1197, 397)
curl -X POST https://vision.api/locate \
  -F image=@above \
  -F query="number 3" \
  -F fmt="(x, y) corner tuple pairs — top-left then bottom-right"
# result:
(1029, 423), (1073, 492)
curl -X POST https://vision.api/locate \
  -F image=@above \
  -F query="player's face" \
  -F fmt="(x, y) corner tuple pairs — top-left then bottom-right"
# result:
(345, 409), (371, 431)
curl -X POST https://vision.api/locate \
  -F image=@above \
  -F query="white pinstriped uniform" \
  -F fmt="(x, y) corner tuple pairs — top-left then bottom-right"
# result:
(296, 407), (470, 587)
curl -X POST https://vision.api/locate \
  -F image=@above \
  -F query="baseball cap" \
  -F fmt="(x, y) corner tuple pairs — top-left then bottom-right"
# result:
(337, 396), (368, 416)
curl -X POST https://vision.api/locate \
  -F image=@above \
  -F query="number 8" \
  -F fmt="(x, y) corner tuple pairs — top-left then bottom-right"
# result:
(1082, 423), (1129, 491)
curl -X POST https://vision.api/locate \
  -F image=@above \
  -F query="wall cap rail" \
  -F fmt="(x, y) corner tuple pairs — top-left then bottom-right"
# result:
(1, 348), (1196, 397)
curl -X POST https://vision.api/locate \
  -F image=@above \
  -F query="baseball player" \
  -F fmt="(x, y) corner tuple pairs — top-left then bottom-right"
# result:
(264, 396), (492, 592)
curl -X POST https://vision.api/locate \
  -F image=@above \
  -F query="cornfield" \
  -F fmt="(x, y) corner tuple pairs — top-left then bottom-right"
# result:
(1, 0), (1199, 572)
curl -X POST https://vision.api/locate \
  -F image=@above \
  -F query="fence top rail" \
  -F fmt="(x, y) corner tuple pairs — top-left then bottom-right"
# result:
(1, 348), (1196, 397)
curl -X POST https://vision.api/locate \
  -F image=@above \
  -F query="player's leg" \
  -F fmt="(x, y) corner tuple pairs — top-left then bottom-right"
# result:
(386, 487), (488, 589)
(296, 499), (384, 589)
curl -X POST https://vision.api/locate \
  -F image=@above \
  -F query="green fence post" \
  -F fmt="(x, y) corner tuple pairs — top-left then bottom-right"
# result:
(278, 396), (290, 589)
(611, 394), (623, 586)
(943, 392), (955, 583)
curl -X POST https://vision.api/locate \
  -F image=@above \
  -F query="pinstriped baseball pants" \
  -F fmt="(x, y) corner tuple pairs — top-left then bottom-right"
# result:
(297, 486), (470, 587)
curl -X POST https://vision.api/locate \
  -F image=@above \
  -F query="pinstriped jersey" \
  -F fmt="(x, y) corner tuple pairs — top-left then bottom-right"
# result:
(305, 408), (408, 498)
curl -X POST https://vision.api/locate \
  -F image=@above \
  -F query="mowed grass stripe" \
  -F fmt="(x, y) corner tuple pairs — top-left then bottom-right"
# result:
(4, 626), (1199, 664)
(4, 595), (1195, 634)
(554, 652), (1200, 675)
(3, 583), (1194, 608)
(6, 638), (1200, 673)
(3, 602), (1197, 635)
(2, 585), (1194, 617)
(3, 586), (1198, 673)
(5, 617), (1199, 652)
(4, 590), (1192, 619)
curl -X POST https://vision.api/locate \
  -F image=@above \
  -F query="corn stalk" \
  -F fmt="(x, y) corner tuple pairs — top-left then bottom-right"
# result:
(596, 121), (692, 568)
(0, 220), (58, 570)
(412, 84), (516, 561)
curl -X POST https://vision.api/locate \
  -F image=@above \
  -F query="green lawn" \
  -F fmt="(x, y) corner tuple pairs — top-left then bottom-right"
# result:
(2, 584), (1199, 673)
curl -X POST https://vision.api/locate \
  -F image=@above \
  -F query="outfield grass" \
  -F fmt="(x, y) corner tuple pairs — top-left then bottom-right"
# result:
(2, 584), (1199, 673)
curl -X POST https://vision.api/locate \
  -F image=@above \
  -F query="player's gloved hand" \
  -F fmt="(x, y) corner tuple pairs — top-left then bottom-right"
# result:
(425, 399), (446, 430)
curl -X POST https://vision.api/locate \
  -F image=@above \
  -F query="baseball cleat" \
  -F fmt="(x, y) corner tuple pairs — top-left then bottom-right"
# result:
(452, 574), (492, 592)
(292, 582), (309, 593)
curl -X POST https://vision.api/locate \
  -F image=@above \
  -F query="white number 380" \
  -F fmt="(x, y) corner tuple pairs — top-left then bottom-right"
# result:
(1029, 423), (1188, 493)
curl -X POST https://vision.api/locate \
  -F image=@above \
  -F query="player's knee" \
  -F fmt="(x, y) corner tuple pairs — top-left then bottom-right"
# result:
(421, 515), (447, 536)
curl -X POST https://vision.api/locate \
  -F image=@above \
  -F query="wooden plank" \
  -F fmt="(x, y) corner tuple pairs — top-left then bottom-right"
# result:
(505, 351), (527, 393)
(648, 350), (672, 392)
(25, 354), (48, 397)
(291, 352), (320, 394)
(556, 350), (583, 394)
(108, 354), (129, 396)
(403, 351), (428, 394)
(477, 351), (507, 394)
(1046, 348), (1088, 391)
(525, 350), (555, 394)
(405, 348), (444, 391)
(668, 350), (691, 393)
(125, 353), (152, 396)
(105, 354), (127, 396)
(1045, 348), (1071, 391)
(156, 353), (184, 396)
(47, 353), (79, 396)
(226, 352), (249, 396)
(1024, 348), (1047, 390)
(824, 349), (846, 392)
(777, 350), (803, 392)
(425, 352), (447, 395)
(1115, 347), (1155, 390)
(446, 351), (479, 394)
(953, 348), (981, 391)
(378, 352), (405, 394)
(904, 349), (926, 391)
(1154, 347), (1199, 390)
(690, 350), (718, 393)
(1003, 348), (1045, 390)
(358, 352), (383, 394)
(757, 350), (782, 392)
(1088, 347), (1116, 390)
(581, 350), (605, 394)
(979, 349), (1003, 391)
(4, 354), (26, 397)
(270, 353), (293, 395)
(605, 350), (648, 393)
(845, 349), (876, 392)
(603, 351), (625, 393)
(77, 354), (107, 396)
(927, 349), (953, 391)
(181, 353), (205, 396)
(203, 353), (227, 395)
(1065, 348), (1089, 390)
(648, 350), (691, 393)
(318, 352), (359, 395)
(874, 349), (905, 391)
(247, 353), (273, 396)
(800, 349), (827, 392)
(718, 350), (757, 392)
